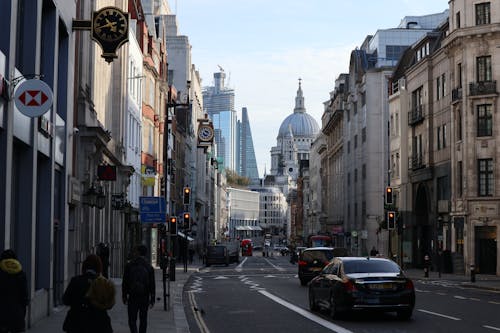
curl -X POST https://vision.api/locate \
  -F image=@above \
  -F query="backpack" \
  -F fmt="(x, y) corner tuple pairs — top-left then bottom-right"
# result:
(86, 275), (116, 310)
(128, 261), (150, 299)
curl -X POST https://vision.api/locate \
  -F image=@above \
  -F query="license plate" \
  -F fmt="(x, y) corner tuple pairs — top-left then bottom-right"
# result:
(311, 267), (322, 271)
(369, 283), (393, 289)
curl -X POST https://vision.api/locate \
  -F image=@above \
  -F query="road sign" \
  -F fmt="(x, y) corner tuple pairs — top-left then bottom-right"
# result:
(14, 79), (53, 117)
(139, 196), (166, 223)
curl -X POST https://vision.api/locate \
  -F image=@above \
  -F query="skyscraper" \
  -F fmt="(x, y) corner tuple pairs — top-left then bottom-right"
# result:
(238, 107), (260, 183)
(203, 70), (237, 171)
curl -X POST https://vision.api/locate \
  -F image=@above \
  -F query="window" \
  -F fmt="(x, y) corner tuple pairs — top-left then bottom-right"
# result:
(353, 101), (357, 115)
(354, 169), (358, 183)
(361, 92), (366, 106)
(437, 127), (441, 150)
(386, 45), (407, 61)
(354, 135), (358, 149)
(457, 161), (463, 197)
(441, 74), (446, 97)
(457, 108), (463, 140)
(436, 77), (441, 100)
(477, 104), (492, 137)
(362, 127), (366, 142)
(457, 63), (462, 88)
(476, 56), (492, 82)
(478, 159), (493, 196)
(456, 11), (461, 28)
(362, 164), (366, 179)
(476, 2), (491, 25)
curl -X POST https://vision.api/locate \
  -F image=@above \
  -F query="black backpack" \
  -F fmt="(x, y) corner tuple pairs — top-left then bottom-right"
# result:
(128, 261), (150, 299)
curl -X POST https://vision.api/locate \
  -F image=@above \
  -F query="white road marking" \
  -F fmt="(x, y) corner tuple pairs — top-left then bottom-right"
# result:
(437, 292), (447, 296)
(235, 257), (248, 271)
(489, 301), (500, 305)
(469, 297), (480, 301)
(417, 309), (461, 321)
(484, 325), (500, 331)
(259, 290), (354, 333)
(263, 257), (285, 271)
(454, 295), (467, 300)
(213, 276), (228, 279)
(264, 275), (277, 278)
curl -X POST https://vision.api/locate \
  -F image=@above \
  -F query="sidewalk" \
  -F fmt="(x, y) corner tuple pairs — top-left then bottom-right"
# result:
(27, 259), (202, 333)
(404, 268), (500, 292)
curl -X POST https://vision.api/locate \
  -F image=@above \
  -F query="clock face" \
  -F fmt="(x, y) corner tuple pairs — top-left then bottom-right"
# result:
(198, 125), (214, 142)
(93, 7), (128, 42)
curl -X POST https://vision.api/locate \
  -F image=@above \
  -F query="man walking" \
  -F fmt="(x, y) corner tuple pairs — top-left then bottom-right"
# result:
(122, 245), (155, 333)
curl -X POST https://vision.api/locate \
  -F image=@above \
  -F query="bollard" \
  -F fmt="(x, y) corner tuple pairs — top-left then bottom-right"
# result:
(470, 264), (476, 283)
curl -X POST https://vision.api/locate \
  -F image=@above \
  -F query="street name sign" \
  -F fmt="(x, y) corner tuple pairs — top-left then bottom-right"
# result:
(139, 196), (166, 223)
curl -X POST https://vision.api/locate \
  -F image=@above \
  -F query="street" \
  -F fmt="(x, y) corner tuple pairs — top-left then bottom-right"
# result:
(183, 251), (500, 333)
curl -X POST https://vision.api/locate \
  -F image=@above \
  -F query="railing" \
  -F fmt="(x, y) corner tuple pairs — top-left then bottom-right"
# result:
(452, 87), (462, 102)
(408, 105), (424, 125)
(469, 81), (497, 96)
(409, 154), (424, 170)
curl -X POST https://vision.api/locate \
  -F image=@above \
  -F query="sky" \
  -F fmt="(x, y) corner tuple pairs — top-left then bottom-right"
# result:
(173, 0), (449, 177)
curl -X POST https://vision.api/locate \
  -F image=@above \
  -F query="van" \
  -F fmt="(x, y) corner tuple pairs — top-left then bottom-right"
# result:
(205, 245), (229, 267)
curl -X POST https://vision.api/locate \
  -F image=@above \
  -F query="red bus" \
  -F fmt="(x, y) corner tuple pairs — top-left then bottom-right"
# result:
(308, 235), (332, 248)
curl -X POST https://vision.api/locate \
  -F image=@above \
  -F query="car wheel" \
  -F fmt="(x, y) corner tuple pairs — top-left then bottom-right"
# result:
(329, 294), (338, 319)
(308, 289), (318, 311)
(397, 308), (413, 320)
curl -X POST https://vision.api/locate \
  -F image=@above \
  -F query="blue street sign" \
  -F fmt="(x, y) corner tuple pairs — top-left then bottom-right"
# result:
(139, 196), (166, 223)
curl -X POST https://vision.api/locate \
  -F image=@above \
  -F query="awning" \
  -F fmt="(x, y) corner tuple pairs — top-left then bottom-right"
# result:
(177, 231), (194, 241)
(235, 226), (262, 231)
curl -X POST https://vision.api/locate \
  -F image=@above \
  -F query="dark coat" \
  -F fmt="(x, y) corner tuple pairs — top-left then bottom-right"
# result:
(62, 271), (112, 333)
(122, 256), (155, 304)
(0, 259), (29, 332)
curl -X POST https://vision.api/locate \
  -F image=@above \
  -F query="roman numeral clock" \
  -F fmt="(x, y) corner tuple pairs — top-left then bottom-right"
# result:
(73, 6), (129, 63)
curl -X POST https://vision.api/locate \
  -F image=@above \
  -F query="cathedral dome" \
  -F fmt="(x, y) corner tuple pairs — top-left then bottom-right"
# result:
(277, 80), (319, 138)
(278, 112), (319, 138)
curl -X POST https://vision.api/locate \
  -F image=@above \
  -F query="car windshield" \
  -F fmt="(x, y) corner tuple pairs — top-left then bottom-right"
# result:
(302, 250), (333, 262)
(343, 260), (401, 274)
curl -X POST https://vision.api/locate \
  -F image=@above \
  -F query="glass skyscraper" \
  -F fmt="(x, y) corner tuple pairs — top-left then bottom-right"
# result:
(238, 107), (259, 183)
(203, 71), (237, 171)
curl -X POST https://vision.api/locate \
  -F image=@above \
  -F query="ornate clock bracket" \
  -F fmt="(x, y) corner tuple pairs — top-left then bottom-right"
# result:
(72, 6), (129, 63)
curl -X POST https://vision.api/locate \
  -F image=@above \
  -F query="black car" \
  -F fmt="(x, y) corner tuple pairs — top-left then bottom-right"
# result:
(308, 257), (415, 319)
(205, 245), (229, 267)
(298, 247), (348, 286)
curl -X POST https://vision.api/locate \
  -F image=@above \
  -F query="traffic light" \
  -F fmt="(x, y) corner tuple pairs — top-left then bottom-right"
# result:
(387, 211), (396, 230)
(183, 186), (191, 205)
(385, 186), (393, 205)
(169, 216), (177, 234)
(183, 212), (190, 229)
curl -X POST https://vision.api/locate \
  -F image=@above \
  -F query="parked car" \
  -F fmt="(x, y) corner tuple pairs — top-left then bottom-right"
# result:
(205, 245), (229, 267)
(298, 247), (348, 285)
(308, 257), (415, 320)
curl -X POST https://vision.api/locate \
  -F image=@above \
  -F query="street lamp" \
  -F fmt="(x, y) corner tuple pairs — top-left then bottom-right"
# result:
(83, 182), (106, 209)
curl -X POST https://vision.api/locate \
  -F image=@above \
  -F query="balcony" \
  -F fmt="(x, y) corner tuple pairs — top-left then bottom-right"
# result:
(408, 105), (424, 126)
(452, 87), (462, 103)
(409, 154), (424, 170)
(469, 81), (497, 96)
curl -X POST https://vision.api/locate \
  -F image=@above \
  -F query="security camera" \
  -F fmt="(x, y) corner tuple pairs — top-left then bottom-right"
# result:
(73, 127), (79, 133)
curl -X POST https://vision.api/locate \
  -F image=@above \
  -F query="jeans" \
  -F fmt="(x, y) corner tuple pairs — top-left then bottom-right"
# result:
(127, 300), (149, 333)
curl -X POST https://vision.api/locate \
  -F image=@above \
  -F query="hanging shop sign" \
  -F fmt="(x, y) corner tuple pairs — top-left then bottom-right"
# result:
(14, 79), (53, 117)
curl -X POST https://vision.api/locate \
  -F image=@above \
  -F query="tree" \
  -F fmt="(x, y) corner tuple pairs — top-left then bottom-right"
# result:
(225, 169), (250, 187)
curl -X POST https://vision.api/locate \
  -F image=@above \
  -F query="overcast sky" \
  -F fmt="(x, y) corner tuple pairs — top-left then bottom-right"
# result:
(174, 0), (449, 177)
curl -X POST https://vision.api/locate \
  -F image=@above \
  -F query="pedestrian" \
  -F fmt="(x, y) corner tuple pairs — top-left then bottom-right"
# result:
(0, 249), (29, 333)
(62, 254), (115, 333)
(122, 245), (155, 333)
(188, 247), (194, 264)
(97, 243), (110, 278)
(370, 246), (379, 257)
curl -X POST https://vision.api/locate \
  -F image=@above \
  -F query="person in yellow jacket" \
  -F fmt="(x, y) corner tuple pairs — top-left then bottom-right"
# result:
(0, 249), (29, 333)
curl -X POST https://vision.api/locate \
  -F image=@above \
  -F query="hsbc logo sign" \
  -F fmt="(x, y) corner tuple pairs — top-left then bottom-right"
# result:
(14, 79), (53, 117)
